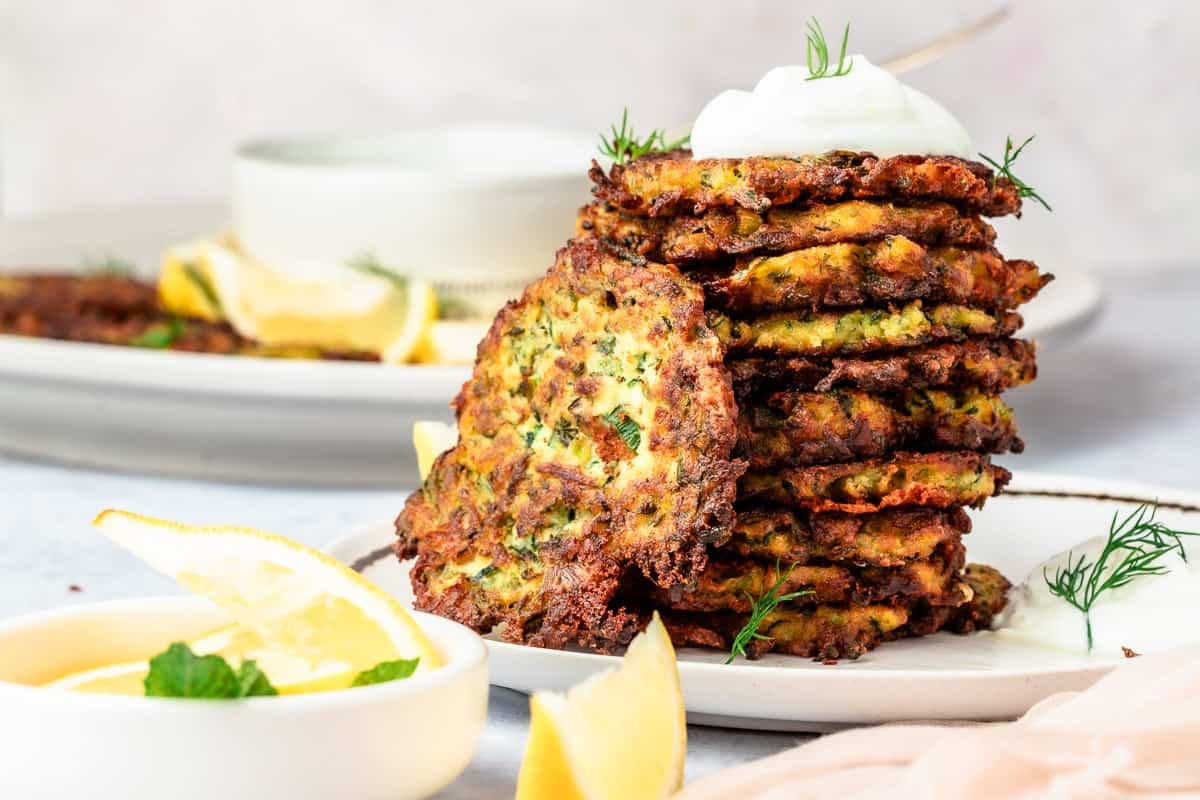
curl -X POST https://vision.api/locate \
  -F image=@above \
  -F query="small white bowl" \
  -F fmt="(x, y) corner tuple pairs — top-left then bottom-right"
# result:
(0, 597), (488, 800)
(232, 125), (595, 314)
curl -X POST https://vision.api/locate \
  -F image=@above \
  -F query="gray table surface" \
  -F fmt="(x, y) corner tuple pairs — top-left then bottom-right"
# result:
(3, 265), (1198, 797)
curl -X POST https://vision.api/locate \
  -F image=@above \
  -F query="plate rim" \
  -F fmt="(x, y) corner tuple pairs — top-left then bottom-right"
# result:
(327, 470), (1200, 682)
(0, 334), (471, 402)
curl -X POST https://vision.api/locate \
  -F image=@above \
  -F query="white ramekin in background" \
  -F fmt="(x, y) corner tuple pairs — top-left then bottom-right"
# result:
(232, 125), (595, 315)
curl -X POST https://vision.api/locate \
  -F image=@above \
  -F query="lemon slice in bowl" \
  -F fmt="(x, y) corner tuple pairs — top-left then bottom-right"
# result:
(515, 613), (686, 800)
(46, 659), (151, 695)
(90, 510), (441, 693)
(413, 421), (459, 480)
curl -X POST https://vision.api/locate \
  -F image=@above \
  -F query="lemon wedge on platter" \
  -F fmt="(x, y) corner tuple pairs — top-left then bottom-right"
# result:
(515, 613), (686, 800)
(413, 420), (459, 480)
(55, 510), (442, 695)
(412, 319), (491, 365)
(157, 239), (437, 363)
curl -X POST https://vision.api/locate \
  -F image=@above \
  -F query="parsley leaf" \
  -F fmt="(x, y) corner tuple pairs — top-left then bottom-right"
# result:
(143, 642), (278, 698)
(352, 658), (420, 687)
(130, 317), (186, 349)
(601, 406), (641, 452)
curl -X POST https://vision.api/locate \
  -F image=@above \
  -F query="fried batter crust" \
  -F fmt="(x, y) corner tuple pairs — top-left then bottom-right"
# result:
(590, 152), (1022, 218)
(664, 604), (911, 660)
(945, 563), (1012, 633)
(728, 338), (1037, 396)
(709, 302), (1022, 357)
(739, 450), (1011, 513)
(698, 238), (1050, 312)
(737, 388), (1022, 468)
(395, 240), (743, 650)
(656, 540), (968, 612)
(0, 273), (375, 359)
(576, 200), (998, 264)
(727, 507), (971, 567)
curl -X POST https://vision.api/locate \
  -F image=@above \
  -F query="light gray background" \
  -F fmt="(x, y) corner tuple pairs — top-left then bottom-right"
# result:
(3, 0), (1198, 271)
(3, 3), (1200, 795)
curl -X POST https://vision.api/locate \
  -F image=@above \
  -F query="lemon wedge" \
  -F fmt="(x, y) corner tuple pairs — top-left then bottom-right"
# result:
(515, 613), (686, 800)
(85, 510), (441, 694)
(412, 320), (491, 365)
(413, 421), (459, 480)
(158, 242), (224, 322)
(158, 239), (437, 362)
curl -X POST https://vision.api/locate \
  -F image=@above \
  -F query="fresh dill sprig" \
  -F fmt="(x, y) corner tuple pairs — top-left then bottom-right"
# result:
(1044, 503), (1200, 651)
(804, 18), (853, 81)
(979, 135), (1053, 211)
(346, 252), (408, 287)
(725, 561), (814, 664)
(598, 108), (690, 165)
(83, 253), (137, 277)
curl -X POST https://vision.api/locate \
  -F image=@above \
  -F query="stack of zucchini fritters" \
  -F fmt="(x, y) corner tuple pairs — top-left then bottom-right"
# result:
(396, 150), (1049, 661)
(576, 151), (1050, 659)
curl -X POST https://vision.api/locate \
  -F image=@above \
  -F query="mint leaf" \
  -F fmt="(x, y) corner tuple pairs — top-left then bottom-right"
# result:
(143, 642), (278, 698)
(235, 660), (279, 698)
(144, 642), (239, 698)
(352, 658), (420, 687)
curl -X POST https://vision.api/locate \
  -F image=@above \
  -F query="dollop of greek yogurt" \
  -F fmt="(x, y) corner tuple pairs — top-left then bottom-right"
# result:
(996, 534), (1200, 655)
(689, 56), (972, 160)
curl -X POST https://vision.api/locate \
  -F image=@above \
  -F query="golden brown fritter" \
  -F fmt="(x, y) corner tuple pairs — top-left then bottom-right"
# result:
(946, 563), (1012, 633)
(576, 199), (998, 264)
(739, 450), (1010, 513)
(655, 539), (968, 612)
(590, 151), (1023, 218)
(727, 507), (971, 567)
(697, 238), (1050, 312)
(0, 272), (375, 359)
(901, 563), (1011, 637)
(394, 240), (743, 650)
(709, 302), (1022, 358)
(663, 604), (911, 660)
(737, 388), (1022, 468)
(728, 338), (1037, 396)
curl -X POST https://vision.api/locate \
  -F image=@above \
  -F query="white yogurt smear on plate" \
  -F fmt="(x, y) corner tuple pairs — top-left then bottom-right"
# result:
(689, 55), (973, 160)
(996, 533), (1200, 656)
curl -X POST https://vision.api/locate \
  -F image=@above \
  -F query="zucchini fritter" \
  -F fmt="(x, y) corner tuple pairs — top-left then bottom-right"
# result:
(709, 302), (1022, 357)
(655, 540), (968, 611)
(737, 387), (1022, 468)
(394, 240), (743, 650)
(728, 338), (1037, 396)
(664, 604), (911, 660)
(590, 151), (1023, 217)
(577, 199), (997, 264)
(0, 273), (375, 359)
(739, 450), (1010, 513)
(699, 238), (1050, 312)
(728, 507), (971, 567)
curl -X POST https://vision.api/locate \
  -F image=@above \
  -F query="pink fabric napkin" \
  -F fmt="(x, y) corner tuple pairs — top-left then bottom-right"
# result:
(677, 646), (1200, 799)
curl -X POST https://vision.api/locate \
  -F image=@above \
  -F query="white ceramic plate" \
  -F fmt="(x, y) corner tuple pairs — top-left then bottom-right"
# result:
(0, 205), (1100, 486)
(326, 472), (1199, 731)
